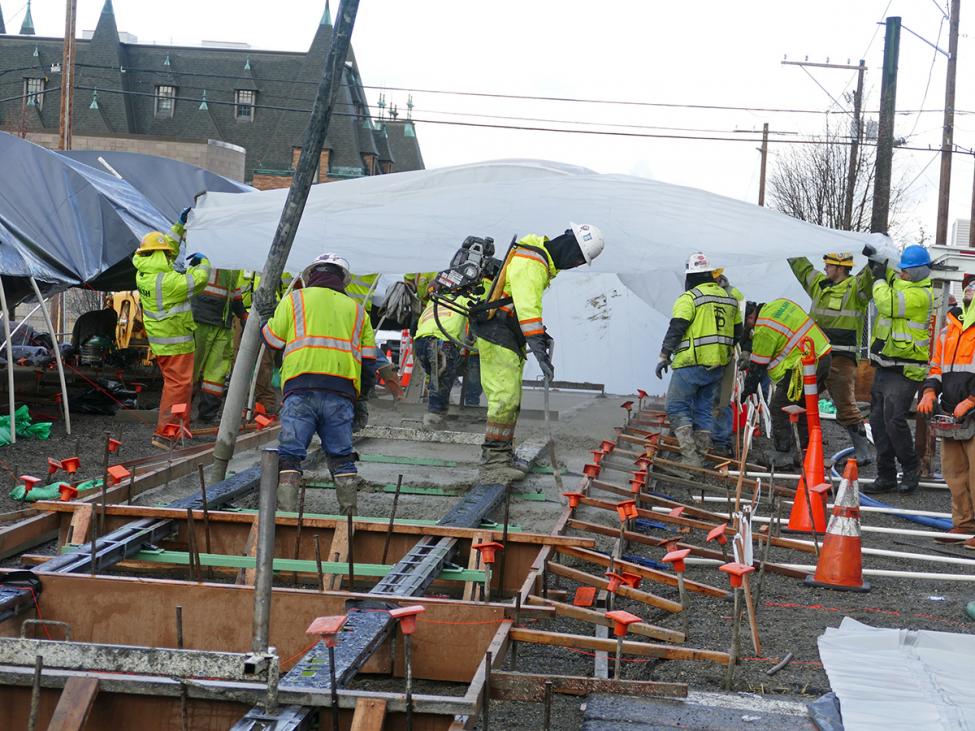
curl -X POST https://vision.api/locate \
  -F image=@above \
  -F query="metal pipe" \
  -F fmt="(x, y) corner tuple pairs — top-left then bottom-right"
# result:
(251, 448), (279, 653)
(210, 0), (362, 481)
(482, 650), (492, 731)
(0, 278), (16, 444)
(28, 278), (71, 435)
(729, 469), (949, 491)
(0, 302), (42, 352)
(685, 557), (975, 582)
(314, 534), (325, 591)
(328, 644), (340, 730)
(27, 654), (42, 731)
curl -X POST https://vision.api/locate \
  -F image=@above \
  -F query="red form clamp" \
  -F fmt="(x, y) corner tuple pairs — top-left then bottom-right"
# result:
(389, 605), (425, 635)
(662, 548), (691, 574)
(562, 492), (583, 509)
(719, 562), (755, 589)
(61, 457), (80, 475)
(472, 541), (504, 565)
(615, 500), (638, 522)
(306, 614), (348, 648)
(606, 609), (641, 638)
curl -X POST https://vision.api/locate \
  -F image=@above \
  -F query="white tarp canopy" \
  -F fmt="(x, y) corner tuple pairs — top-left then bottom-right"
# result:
(187, 159), (896, 393)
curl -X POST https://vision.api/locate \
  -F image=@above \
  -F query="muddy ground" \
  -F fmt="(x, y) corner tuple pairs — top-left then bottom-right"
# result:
(2, 383), (973, 730)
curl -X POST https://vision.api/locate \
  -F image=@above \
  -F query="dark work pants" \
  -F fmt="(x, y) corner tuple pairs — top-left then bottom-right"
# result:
(870, 367), (920, 481)
(770, 354), (832, 453)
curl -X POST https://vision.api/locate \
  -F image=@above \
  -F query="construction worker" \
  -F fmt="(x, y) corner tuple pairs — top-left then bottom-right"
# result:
(261, 253), (374, 513)
(191, 266), (245, 423)
(862, 244), (934, 494)
(235, 270), (279, 415)
(413, 290), (474, 428)
(132, 232), (210, 447)
(711, 268), (744, 457)
(788, 252), (874, 464)
(741, 298), (832, 466)
(473, 223), (605, 481)
(655, 253), (741, 466)
(918, 278), (975, 547)
(346, 272), (385, 431)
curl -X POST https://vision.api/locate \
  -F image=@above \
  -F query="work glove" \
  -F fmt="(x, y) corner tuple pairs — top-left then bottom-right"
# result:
(953, 396), (975, 420)
(188, 252), (207, 266)
(179, 207), (191, 225)
(868, 258), (888, 280)
(655, 353), (670, 380)
(741, 364), (764, 400)
(917, 389), (937, 415)
(526, 332), (554, 381)
(861, 244), (877, 259)
(170, 222), (186, 240)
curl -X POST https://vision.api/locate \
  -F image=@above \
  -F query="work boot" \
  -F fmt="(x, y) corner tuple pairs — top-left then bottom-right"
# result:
(479, 446), (527, 484)
(845, 424), (874, 466)
(673, 425), (703, 468)
(422, 412), (444, 429)
(897, 469), (919, 494)
(693, 430), (713, 458)
(197, 392), (222, 424)
(335, 473), (361, 515)
(277, 470), (302, 513)
(862, 475), (897, 494)
(762, 448), (796, 469)
(353, 399), (369, 433)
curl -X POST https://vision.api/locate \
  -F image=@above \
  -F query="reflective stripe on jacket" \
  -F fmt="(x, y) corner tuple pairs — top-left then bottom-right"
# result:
(133, 251), (211, 356)
(261, 287), (374, 397)
(750, 298), (831, 383)
(193, 268), (242, 327)
(870, 271), (933, 381)
(346, 273), (380, 312)
(788, 257), (872, 357)
(502, 235), (557, 340)
(415, 293), (472, 342)
(671, 281), (741, 369)
(923, 309), (975, 412)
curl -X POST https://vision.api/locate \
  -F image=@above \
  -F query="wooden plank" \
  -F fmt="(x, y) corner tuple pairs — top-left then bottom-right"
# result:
(556, 545), (729, 598)
(46, 676), (99, 731)
(349, 697), (388, 730)
(67, 504), (93, 545)
(490, 671), (687, 701)
(237, 519), (259, 586)
(36, 501), (595, 548)
(509, 628), (731, 666)
(525, 596), (684, 644)
(324, 520), (348, 592)
(545, 562), (683, 614)
(463, 531), (489, 602)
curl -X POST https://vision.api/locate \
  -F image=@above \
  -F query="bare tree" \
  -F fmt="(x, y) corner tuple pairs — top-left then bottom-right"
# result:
(768, 121), (912, 236)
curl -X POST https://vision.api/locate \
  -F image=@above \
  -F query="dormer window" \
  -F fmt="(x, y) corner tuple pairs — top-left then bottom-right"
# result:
(155, 85), (176, 118)
(235, 90), (255, 121)
(24, 78), (45, 109)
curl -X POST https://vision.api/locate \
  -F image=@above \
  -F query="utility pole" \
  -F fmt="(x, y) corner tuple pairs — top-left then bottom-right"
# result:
(210, 0), (361, 481)
(970, 152), (975, 246)
(844, 60), (866, 230)
(758, 122), (769, 206)
(871, 17), (901, 234)
(57, 0), (77, 151)
(935, 0), (961, 246)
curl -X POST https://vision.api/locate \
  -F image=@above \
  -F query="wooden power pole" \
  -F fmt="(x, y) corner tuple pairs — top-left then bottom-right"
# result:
(871, 17), (902, 234)
(758, 122), (769, 206)
(843, 60), (866, 230)
(57, 0), (78, 151)
(935, 0), (961, 246)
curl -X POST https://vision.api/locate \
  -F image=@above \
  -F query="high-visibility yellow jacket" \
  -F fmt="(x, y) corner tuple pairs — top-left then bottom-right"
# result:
(237, 270), (294, 309)
(415, 293), (472, 342)
(788, 257), (872, 359)
(404, 272), (439, 307)
(870, 271), (933, 381)
(133, 251), (211, 356)
(503, 235), (556, 340)
(347, 273), (380, 312)
(192, 268), (243, 328)
(750, 298), (831, 383)
(670, 282), (740, 369)
(261, 286), (374, 398)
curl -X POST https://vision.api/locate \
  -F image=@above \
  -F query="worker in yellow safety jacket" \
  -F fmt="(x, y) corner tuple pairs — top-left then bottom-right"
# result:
(190, 265), (244, 423)
(346, 272), (387, 430)
(235, 269), (291, 415)
(741, 298), (832, 467)
(471, 223), (605, 482)
(413, 290), (475, 429)
(788, 251), (874, 464)
(655, 253), (741, 466)
(261, 253), (375, 514)
(133, 231), (210, 447)
(861, 244), (934, 495)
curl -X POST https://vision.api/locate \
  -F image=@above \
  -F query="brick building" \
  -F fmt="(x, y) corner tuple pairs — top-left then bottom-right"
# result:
(0, 0), (424, 187)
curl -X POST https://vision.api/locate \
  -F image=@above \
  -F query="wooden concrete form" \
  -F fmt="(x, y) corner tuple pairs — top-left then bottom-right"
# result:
(490, 671), (686, 701)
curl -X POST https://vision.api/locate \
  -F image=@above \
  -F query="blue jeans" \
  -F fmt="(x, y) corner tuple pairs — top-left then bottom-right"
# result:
(462, 354), (482, 406)
(414, 337), (465, 414)
(278, 390), (356, 473)
(666, 365), (724, 432)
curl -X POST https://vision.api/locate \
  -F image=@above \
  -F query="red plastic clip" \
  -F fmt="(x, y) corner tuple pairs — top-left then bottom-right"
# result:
(572, 587), (597, 607)
(255, 414), (273, 429)
(107, 438), (122, 453)
(582, 463), (601, 479)
(472, 541), (504, 565)
(600, 440), (616, 454)
(170, 403), (188, 418)
(605, 571), (626, 593)
(615, 499), (638, 522)
(706, 524), (729, 546)
(662, 548), (691, 574)
(562, 492), (583, 509)
(606, 609), (642, 637)
(19, 475), (42, 495)
(58, 483), (78, 502)
(107, 465), (131, 485)
(61, 457), (80, 475)
(389, 604), (425, 635)
(592, 450), (605, 465)
(620, 400), (634, 412)
(718, 562), (755, 589)
(668, 506), (686, 518)
(306, 615), (348, 648)
(636, 389), (648, 400)
(47, 458), (61, 476)
(620, 571), (641, 589)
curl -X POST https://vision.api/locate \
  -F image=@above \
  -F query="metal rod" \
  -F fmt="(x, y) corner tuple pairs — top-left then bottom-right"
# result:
(346, 512), (355, 592)
(89, 515), (98, 577)
(404, 633), (415, 731)
(381, 474), (403, 565)
(511, 594), (521, 670)
(27, 654), (42, 731)
(0, 278), (16, 445)
(543, 679), (553, 731)
(497, 486), (511, 598)
(482, 650), (492, 731)
(28, 278), (71, 434)
(314, 534), (325, 591)
(614, 636), (623, 679)
(293, 479), (307, 585)
(185, 507), (201, 581)
(724, 587), (742, 690)
(328, 644), (340, 730)
(251, 448), (279, 654)
(676, 574), (689, 638)
(198, 465), (213, 580)
(176, 604), (188, 730)
(100, 431), (111, 535)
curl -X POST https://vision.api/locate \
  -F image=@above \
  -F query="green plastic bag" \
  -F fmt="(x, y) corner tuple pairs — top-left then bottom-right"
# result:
(0, 405), (53, 447)
(9, 478), (102, 503)
(819, 398), (837, 416)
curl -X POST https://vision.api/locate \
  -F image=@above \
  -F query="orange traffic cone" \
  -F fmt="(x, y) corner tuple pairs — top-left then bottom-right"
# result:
(784, 425), (828, 533)
(805, 458), (870, 592)
(399, 330), (414, 388)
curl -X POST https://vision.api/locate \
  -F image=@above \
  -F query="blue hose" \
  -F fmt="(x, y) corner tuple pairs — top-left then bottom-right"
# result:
(829, 447), (952, 531)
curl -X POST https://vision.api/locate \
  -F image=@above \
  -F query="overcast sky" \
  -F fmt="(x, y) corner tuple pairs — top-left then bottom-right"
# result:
(11, 0), (975, 244)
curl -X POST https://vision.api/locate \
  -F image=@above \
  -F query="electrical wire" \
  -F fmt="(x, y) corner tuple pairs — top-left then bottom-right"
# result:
(907, 12), (945, 141)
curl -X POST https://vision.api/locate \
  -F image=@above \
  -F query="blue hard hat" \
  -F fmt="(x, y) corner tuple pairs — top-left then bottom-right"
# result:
(899, 244), (931, 269)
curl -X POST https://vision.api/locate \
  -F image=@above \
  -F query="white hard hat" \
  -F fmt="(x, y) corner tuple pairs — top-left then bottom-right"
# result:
(305, 252), (351, 284)
(685, 251), (716, 274)
(570, 222), (605, 265)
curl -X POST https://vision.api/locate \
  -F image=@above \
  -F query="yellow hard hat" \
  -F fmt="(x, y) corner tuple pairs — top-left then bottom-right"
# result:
(137, 231), (176, 255)
(823, 252), (854, 267)
(712, 267), (725, 279)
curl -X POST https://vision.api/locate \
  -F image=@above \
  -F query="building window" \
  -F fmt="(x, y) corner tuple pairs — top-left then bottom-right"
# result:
(155, 85), (176, 118)
(23, 78), (45, 109)
(235, 90), (255, 121)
